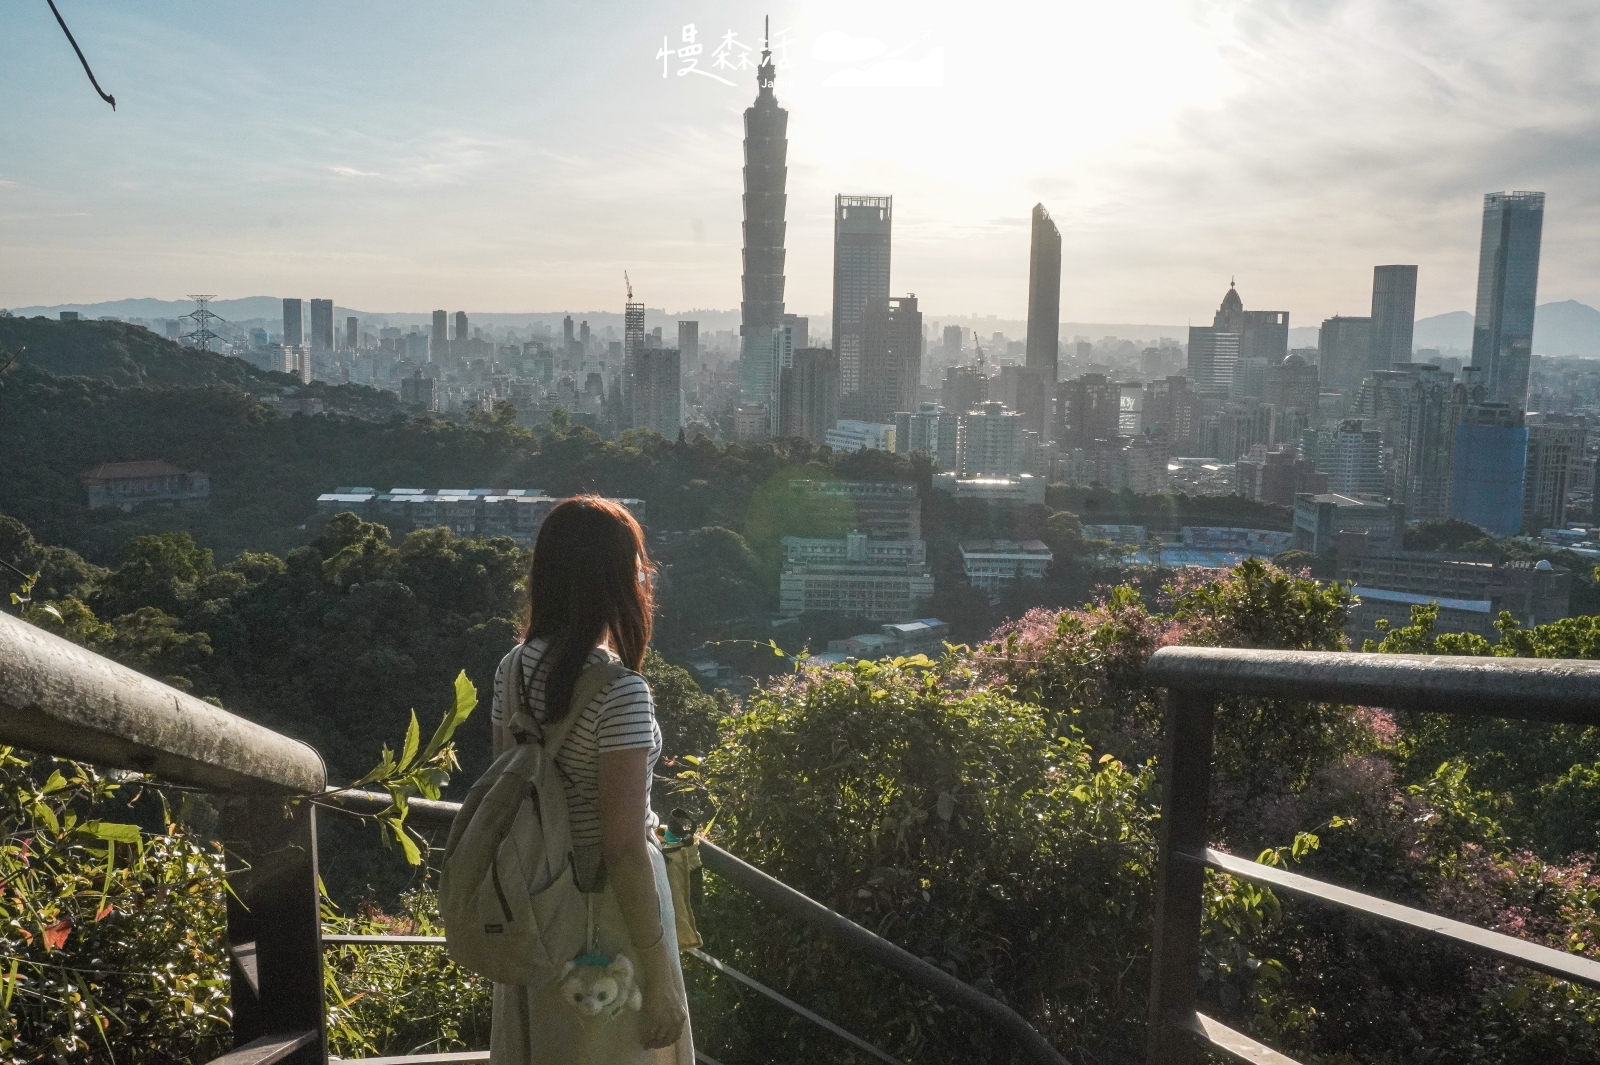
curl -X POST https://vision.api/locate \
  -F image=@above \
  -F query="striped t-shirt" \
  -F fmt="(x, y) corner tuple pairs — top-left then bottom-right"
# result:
(490, 639), (661, 877)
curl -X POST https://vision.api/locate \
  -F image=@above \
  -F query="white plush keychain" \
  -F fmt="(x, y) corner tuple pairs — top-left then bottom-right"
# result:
(559, 893), (643, 1019)
(559, 951), (643, 1018)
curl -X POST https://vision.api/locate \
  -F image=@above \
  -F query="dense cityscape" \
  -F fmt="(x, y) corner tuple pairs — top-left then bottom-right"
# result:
(54, 38), (1599, 655)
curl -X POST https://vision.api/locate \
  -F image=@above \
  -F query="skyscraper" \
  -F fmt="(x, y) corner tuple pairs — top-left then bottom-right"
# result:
(859, 295), (922, 424)
(942, 325), (963, 359)
(1025, 203), (1061, 384)
(623, 301), (645, 428)
(740, 33), (788, 424)
(1522, 420), (1581, 532)
(1318, 315), (1374, 400)
(677, 321), (699, 367)
(1329, 420), (1385, 499)
(282, 298), (303, 349)
(454, 311), (469, 344)
(635, 348), (682, 437)
(779, 348), (840, 443)
(1471, 191), (1545, 409)
(1186, 326), (1240, 393)
(345, 316), (358, 352)
(309, 299), (334, 355)
(942, 363), (987, 418)
(1371, 265), (1418, 370)
(832, 195), (892, 409)
(1451, 402), (1527, 536)
(1057, 373), (1121, 447)
(431, 310), (448, 363)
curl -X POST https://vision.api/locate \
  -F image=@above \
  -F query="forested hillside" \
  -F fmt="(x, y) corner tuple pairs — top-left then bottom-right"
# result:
(0, 314), (283, 390)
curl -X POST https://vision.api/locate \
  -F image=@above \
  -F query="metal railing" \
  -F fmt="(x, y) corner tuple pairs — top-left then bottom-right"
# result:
(16, 600), (1600, 1065)
(1142, 646), (1600, 1065)
(0, 608), (1066, 1064)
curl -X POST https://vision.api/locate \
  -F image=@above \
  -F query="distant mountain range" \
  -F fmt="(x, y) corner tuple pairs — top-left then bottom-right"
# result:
(11, 297), (1600, 358)
(1413, 300), (1600, 358)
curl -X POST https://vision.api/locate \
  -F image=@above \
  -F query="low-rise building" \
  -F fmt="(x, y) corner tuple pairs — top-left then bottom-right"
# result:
(959, 539), (1053, 594)
(930, 473), (1046, 506)
(823, 618), (950, 661)
(81, 461), (210, 511)
(824, 420), (896, 452)
(1292, 493), (1404, 555)
(778, 531), (933, 620)
(790, 480), (921, 539)
(1234, 445), (1328, 505)
(1347, 586), (1495, 644)
(1336, 553), (1570, 628)
(315, 487), (643, 546)
(1082, 524), (1147, 546)
(1158, 526), (1293, 568)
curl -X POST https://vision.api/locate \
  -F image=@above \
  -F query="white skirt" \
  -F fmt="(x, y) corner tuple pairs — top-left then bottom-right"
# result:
(490, 844), (694, 1065)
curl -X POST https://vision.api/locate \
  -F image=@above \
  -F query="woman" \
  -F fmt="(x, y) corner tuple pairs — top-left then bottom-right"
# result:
(488, 496), (692, 1064)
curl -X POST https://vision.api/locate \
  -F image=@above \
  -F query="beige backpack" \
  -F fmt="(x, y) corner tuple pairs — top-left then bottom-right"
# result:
(439, 642), (628, 986)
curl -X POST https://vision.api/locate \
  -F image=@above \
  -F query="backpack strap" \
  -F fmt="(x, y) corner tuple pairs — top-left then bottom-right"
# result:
(505, 643), (631, 757)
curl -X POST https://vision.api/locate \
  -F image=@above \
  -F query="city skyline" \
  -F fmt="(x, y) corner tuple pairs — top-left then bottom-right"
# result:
(6, 1), (1600, 324)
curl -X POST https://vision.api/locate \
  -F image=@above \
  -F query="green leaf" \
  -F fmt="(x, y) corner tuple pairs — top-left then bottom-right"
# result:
(39, 770), (69, 795)
(398, 710), (420, 773)
(421, 671), (478, 762)
(388, 820), (422, 865)
(84, 821), (142, 844)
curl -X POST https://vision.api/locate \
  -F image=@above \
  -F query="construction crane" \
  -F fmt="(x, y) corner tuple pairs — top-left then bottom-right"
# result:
(624, 271), (633, 301)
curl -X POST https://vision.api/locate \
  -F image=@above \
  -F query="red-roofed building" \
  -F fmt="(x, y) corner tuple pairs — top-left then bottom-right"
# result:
(80, 461), (209, 511)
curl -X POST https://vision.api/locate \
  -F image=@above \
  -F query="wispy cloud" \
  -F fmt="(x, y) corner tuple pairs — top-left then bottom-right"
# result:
(329, 165), (381, 178)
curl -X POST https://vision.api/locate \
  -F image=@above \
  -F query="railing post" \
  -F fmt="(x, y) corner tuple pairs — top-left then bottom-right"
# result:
(1146, 687), (1216, 1065)
(223, 796), (327, 1064)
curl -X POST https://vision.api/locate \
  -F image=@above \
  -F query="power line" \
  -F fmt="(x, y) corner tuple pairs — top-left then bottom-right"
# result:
(46, 0), (115, 110)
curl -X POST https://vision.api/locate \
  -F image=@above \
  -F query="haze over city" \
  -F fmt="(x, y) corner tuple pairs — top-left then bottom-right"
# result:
(7, 0), (1600, 323)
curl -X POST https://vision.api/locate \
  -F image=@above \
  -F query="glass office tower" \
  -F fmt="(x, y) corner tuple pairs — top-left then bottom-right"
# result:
(1471, 191), (1544, 409)
(832, 195), (892, 406)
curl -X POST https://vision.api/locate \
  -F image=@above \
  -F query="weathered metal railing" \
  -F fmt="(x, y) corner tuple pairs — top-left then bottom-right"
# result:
(0, 608), (1067, 1064)
(1142, 647), (1600, 1065)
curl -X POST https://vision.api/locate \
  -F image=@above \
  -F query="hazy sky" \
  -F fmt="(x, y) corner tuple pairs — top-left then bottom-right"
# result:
(5, 0), (1600, 324)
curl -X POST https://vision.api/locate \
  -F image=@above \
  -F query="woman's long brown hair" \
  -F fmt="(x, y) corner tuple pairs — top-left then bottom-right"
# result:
(522, 496), (654, 722)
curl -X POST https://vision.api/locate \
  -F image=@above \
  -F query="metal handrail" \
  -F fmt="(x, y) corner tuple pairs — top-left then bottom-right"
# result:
(0, 609), (325, 794)
(330, 789), (1070, 1065)
(1144, 646), (1600, 1065)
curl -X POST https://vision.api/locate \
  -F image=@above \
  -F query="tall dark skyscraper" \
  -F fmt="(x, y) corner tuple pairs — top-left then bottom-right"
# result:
(1370, 264), (1418, 371)
(1471, 191), (1545, 409)
(282, 298), (303, 349)
(1025, 203), (1061, 383)
(431, 310), (448, 363)
(345, 316), (358, 352)
(453, 311), (469, 343)
(832, 195), (892, 408)
(739, 33), (788, 422)
(309, 299), (334, 355)
(677, 321), (699, 367)
(859, 295), (922, 423)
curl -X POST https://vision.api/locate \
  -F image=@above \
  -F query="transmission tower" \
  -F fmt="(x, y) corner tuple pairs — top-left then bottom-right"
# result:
(181, 294), (225, 351)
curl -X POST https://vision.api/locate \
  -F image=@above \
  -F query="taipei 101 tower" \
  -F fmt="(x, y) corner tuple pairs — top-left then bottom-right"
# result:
(738, 19), (788, 429)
